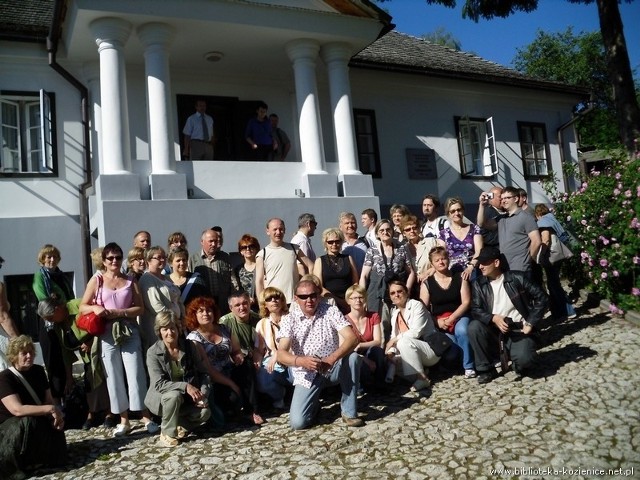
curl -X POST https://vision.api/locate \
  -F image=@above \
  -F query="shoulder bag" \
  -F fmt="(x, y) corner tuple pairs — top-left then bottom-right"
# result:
(77, 275), (106, 336)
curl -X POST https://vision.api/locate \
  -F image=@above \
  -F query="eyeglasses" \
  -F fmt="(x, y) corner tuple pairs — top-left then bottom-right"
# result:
(296, 292), (318, 300)
(265, 295), (282, 302)
(105, 256), (123, 262)
(240, 245), (257, 250)
(326, 240), (341, 245)
(449, 208), (463, 214)
(349, 296), (364, 302)
(389, 289), (406, 296)
(501, 196), (515, 201)
(403, 226), (418, 232)
(151, 256), (166, 261)
(133, 258), (145, 262)
(378, 228), (392, 233)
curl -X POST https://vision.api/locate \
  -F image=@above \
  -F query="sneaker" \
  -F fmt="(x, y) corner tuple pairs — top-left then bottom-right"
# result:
(144, 421), (160, 434)
(567, 312), (577, 319)
(113, 423), (131, 437)
(464, 369), (477, 379)
(158, 433), (178, 447)
(341, 414), (365, 427)
(176, 426), (188, 440)
(411, 378), (431, 391)
(477, 368), (498, 385)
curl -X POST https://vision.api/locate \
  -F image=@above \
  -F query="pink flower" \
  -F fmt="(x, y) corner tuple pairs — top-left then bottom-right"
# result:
(600, 259), (608, 267)
(632, 287), (640, 296)
(625, 190), (632, 198)
(601, 272), (608, 279)
(613, 188), (621, 196)
(631, 218), (639, 229)
(609, 304), (624, 315)
(615, 172), (621, 180)
(634, 256), (640, 265)
(613, 270), (620, 277)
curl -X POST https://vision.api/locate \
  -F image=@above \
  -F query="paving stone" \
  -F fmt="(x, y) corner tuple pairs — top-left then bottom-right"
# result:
(26, 308), (640, 479)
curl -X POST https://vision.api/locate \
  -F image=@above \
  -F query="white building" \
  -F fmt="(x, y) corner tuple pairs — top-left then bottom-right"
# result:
(0, 0), (586, 334)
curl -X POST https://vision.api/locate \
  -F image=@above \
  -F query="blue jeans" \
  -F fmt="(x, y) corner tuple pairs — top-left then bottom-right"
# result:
(289, 352), (361, 430)
(256, 361), (291, 404)
(445, 316), (474, 370)
(544, 263), (576, 319)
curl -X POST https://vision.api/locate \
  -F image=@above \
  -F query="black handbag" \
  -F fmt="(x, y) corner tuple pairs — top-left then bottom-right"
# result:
(423, 330), (454, 357)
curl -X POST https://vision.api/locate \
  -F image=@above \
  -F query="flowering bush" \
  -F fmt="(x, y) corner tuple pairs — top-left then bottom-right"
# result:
(542, 148), (640, 314)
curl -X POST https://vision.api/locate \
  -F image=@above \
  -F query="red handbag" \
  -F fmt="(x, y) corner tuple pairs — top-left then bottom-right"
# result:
(77, 275), (106, 336)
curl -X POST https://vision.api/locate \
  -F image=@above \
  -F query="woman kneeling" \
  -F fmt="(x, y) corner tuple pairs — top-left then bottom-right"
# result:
(145, 312), (211, 447)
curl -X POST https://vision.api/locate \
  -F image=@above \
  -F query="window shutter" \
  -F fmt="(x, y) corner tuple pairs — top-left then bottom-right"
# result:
(40, 89), (54, 172)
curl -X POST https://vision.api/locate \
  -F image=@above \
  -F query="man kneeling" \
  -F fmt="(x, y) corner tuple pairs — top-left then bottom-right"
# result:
(277, 279), (364, 429)
(468, 247), (547, 384)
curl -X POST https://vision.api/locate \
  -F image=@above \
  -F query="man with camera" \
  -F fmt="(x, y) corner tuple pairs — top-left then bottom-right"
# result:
(476, 186), (505, 248)
(467, 247), (547, 384)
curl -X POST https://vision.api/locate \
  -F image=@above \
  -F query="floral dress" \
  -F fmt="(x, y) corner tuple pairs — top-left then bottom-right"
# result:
(438, 224), (481, 273)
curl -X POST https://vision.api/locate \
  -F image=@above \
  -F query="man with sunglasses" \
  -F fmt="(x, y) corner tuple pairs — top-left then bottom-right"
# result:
(276, 279), (364, 429)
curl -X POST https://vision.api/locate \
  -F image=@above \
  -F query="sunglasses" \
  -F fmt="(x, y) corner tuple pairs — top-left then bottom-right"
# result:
(296, 293), (319, 300)
(403, 226), (418, 232)
(326, 240), (341, 245)
(449, 208), (463, 214)
(105, 255), (123, 262)
(240, 245), (257, 250)
(265, 295), (282, 302)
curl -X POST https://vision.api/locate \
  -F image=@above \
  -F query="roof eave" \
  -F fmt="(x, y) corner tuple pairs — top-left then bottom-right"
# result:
(349, 59), (591, 97)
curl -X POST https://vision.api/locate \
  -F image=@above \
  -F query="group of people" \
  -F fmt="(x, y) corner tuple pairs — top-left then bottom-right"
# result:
(0, 185), (580, 476)
(182, 99), (291, 162)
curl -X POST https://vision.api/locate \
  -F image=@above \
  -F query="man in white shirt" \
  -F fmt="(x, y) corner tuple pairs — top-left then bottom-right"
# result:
(339, 212), (367, 276)
(182, 99), (214, 160)
(276, 279), (363, 429)
(290, 213), (317, 263)
(360, 208), (378, 248)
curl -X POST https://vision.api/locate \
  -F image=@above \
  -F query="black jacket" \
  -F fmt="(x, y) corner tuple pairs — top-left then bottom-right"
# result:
(471, 271), (548, 328)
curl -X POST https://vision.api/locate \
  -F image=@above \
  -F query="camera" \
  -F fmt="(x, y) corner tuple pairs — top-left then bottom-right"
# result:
(504, 317), (523, 330)
(483, 192), (494, 199)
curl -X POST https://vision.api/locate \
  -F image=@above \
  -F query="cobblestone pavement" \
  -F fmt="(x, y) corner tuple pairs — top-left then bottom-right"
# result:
(32, 300), (640, 480)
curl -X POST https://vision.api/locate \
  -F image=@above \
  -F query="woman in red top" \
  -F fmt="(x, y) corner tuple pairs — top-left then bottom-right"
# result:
(345, 284), (386, 388)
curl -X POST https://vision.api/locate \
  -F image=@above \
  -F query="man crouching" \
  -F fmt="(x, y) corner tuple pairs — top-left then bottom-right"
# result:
(276, 279), (364, 429)
(468, 247), (548, 384)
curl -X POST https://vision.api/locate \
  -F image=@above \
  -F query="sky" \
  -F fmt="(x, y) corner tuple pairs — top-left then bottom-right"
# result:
(381, 0), (640, 75)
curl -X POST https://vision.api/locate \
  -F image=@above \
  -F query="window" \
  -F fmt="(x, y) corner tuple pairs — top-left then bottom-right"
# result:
(1, 90), (56, 176)
(518, 122), (550, 178)
(455, 116), (497, 178)
(353, 109), (381, 178)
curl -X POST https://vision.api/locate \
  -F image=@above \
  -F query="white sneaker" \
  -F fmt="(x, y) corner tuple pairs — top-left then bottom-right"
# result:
(113, 423), (131, 437)
(464, 369), (477, 379)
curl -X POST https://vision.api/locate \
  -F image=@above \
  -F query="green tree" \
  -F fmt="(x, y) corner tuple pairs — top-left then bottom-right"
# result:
(377, 0), (640, 152)
(421, 27), (462, 50)
(513, 28), (619, 148)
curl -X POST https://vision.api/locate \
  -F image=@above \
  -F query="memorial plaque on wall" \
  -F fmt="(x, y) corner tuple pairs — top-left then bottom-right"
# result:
(406, 148), (437, 180)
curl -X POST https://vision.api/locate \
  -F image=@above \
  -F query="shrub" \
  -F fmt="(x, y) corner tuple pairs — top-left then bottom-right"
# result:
(541, 147), (640, 314)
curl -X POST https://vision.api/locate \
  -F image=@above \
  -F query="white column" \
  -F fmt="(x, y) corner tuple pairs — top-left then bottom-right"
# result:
(89, 17), (132, 174)
(137, 22), (175, 174)
(285, 39), (326, 174)
(322, 42), (360, 176)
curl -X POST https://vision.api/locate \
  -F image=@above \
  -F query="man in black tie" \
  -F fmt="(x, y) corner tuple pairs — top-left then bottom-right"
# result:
(182, 99), (214, 160)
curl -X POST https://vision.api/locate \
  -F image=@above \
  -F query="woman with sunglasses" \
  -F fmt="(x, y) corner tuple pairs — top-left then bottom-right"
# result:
(126, 246), (146, 281)
(79, 242), (158, 437)
(437, 197), (483, 281)
(139, 246), (185, 352)
(385, 280), (440, 392)
(235, 234), (261, 312)
(400, 215), (438, 296)
(313, 228), (358, 313)
(359, 219), (415, 339)
(255, 287), (291, 410)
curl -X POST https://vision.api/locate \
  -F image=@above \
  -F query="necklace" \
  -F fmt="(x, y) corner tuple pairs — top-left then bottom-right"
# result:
(326, 254), (345, 273)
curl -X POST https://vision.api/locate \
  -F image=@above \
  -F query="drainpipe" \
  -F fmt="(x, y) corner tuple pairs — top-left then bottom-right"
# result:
(557, 98), (595, 193)
(47, 0), (93, 284)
